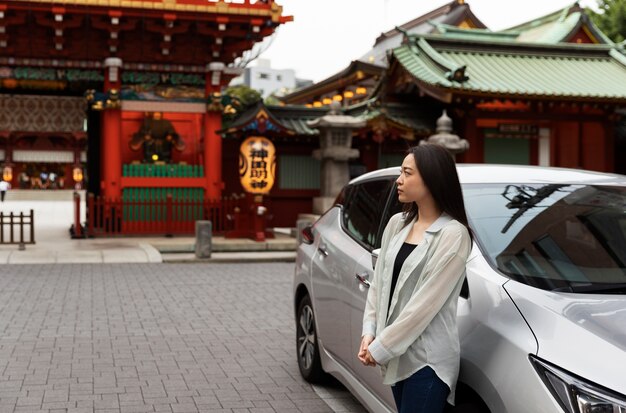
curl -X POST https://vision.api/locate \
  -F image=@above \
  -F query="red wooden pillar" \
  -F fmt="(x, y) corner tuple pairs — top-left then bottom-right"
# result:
(461, 116), (482, 163)
(101, 57), (122, 199)
(204, 62), (225, 200)
(360, 142), (379, 172)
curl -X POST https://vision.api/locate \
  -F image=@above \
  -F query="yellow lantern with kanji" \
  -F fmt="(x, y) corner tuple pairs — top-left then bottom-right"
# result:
(72, 166), (84, 183)
(239, 136), (276, 195)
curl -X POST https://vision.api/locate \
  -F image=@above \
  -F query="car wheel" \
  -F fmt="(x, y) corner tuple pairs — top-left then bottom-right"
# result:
(296, 295), (326, 383)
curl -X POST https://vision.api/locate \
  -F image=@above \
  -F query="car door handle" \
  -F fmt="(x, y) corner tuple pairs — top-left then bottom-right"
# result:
(355, 273), (370, 288)
(318, 244), (328, 257)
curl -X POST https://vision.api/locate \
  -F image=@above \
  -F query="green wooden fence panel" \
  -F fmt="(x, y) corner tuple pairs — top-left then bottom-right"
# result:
(121, 187), (206, 222)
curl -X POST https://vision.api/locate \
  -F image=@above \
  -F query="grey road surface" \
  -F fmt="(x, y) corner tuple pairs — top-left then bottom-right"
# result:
(0, 263), (366, 413)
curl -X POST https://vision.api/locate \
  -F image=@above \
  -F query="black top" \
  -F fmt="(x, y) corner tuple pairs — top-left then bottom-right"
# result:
(388, 242), (418, 313)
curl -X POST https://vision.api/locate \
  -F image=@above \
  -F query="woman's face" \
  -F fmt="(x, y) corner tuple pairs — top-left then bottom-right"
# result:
(396, 154), (430, 204)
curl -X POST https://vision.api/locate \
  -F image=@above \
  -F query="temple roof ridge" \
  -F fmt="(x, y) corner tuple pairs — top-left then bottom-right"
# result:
(374, 0), (487, 46)
(500, 2), (613, 45)
(427, 22), (520, 42)
(407, 32), (617, 53)
(504, 2), (581, 32)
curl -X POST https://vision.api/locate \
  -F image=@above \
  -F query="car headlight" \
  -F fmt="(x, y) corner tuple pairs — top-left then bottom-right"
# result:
(530, 356), (626, 413)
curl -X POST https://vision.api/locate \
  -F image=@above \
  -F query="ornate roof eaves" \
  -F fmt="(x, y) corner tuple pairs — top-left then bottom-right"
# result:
(279, 60), (384, 104)
(8, 0), (291, 20)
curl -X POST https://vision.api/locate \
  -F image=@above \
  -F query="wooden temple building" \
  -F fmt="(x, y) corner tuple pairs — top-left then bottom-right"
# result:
(383, 29), (626, 171)
(220, 1), (626, 228)
(281, 0), (487, 108)
(280, 1), (626, 175)
(1, 0), (625, 234)
(0, 0), (293, 235)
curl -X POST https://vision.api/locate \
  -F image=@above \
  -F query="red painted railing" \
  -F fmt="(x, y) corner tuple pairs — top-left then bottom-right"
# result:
(86, 194), (244, 237)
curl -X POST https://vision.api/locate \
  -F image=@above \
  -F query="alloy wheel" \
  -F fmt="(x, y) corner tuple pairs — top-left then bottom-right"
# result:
(297, 304), (316, 370)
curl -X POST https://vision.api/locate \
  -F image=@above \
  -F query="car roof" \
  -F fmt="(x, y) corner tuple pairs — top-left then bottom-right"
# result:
(350, 164), (626, 186)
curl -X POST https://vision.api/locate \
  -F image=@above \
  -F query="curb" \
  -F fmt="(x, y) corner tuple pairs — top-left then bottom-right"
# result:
(161, 252), (296, 264)
(139, 243), (164, 263)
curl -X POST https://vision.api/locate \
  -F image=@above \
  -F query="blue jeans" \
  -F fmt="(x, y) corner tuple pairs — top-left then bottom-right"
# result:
(391, 366), (450, 413)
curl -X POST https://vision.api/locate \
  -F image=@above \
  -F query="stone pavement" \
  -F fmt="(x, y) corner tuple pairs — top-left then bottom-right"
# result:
(0, 192), (298, 265)
(0, 263), (367, 413)
(0, 193), (368, 413)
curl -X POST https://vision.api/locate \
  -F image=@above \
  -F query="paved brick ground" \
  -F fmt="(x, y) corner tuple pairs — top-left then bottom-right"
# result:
(0, 263), (366, 413)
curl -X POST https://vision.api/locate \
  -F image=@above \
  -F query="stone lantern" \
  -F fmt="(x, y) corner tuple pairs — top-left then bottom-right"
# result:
(420, 110), (469, 155)
(308, 101), (366, 214)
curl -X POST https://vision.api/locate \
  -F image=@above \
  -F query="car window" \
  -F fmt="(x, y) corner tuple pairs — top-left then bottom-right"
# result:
(463, 183), (626, 293)
(376, 183), (404, 248)
(334, 184), (352, 207)
(342, 179), (395, 251)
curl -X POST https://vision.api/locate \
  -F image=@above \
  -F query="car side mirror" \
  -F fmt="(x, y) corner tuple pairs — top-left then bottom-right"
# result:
(371, 248), (380, 270)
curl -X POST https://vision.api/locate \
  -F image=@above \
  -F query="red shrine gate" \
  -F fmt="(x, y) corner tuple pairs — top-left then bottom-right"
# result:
(0, 0), (291, 235)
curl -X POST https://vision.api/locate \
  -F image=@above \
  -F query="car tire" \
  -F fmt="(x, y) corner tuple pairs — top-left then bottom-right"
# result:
(296, 295), (326, 383)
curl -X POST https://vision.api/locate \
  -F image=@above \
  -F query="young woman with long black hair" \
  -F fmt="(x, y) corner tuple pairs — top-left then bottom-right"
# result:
(357, 143), (473, 413)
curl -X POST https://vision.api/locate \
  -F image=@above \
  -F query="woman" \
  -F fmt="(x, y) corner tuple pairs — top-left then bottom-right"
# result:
(357, 144), (472, 413)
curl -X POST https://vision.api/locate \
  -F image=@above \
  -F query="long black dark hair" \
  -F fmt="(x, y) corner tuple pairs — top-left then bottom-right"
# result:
(402, 143), (473, 242)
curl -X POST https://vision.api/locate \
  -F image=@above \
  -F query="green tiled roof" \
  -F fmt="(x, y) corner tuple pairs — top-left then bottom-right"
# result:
(220, 101), (328, 137)
(223, 99), (438, 139)
(432, 5), (614, 45)
(512, 11), (613, 44)
(504, 3), (614, 44)
(269, 106), (325, 135)
(513, 12), (581, 43)
(347, 99), (433, 134)
(393, 35), (626, 101)
(432, 23), (519, 43)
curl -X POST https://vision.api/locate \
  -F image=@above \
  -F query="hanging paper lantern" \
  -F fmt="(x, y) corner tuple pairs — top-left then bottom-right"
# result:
(2, 165), (12, 182)
(238, 136), (276, 195)
(72, 166), (84, 183)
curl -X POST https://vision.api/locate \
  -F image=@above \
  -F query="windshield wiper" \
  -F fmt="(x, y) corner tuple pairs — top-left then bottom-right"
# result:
(557, 283), (626, 294)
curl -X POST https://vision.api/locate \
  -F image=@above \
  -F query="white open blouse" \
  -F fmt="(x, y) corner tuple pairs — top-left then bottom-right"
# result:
(362, 212), (471, 405)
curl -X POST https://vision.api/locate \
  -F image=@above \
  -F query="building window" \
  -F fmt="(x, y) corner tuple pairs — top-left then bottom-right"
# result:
(258, 72), (270, 80)
(276, 75), (282, 81)
(279, 155), (320, 189)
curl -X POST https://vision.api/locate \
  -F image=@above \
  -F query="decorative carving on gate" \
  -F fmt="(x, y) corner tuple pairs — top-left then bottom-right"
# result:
(0, 95), (85, 132)
(129, 112), (186, 164)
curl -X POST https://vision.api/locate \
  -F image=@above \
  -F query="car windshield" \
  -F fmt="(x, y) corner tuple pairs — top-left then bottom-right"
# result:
(463, 183), (626, 293)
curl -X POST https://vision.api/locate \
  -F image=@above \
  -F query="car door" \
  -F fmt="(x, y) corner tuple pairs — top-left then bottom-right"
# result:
(309, 186), (364, 367)
(348, 178), (399, 410)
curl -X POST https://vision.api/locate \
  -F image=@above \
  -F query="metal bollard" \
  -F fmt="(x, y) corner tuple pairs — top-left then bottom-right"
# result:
(195, 220), (212, 259)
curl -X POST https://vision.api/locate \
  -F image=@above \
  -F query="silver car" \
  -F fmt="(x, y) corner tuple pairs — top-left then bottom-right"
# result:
(293, 164), (626, 413)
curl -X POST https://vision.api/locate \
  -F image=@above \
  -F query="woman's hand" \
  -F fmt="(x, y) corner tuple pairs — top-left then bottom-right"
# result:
(358, 335), (377, 366)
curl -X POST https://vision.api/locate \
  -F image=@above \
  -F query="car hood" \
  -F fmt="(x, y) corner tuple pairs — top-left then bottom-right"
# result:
(504, 280), (626, 395)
